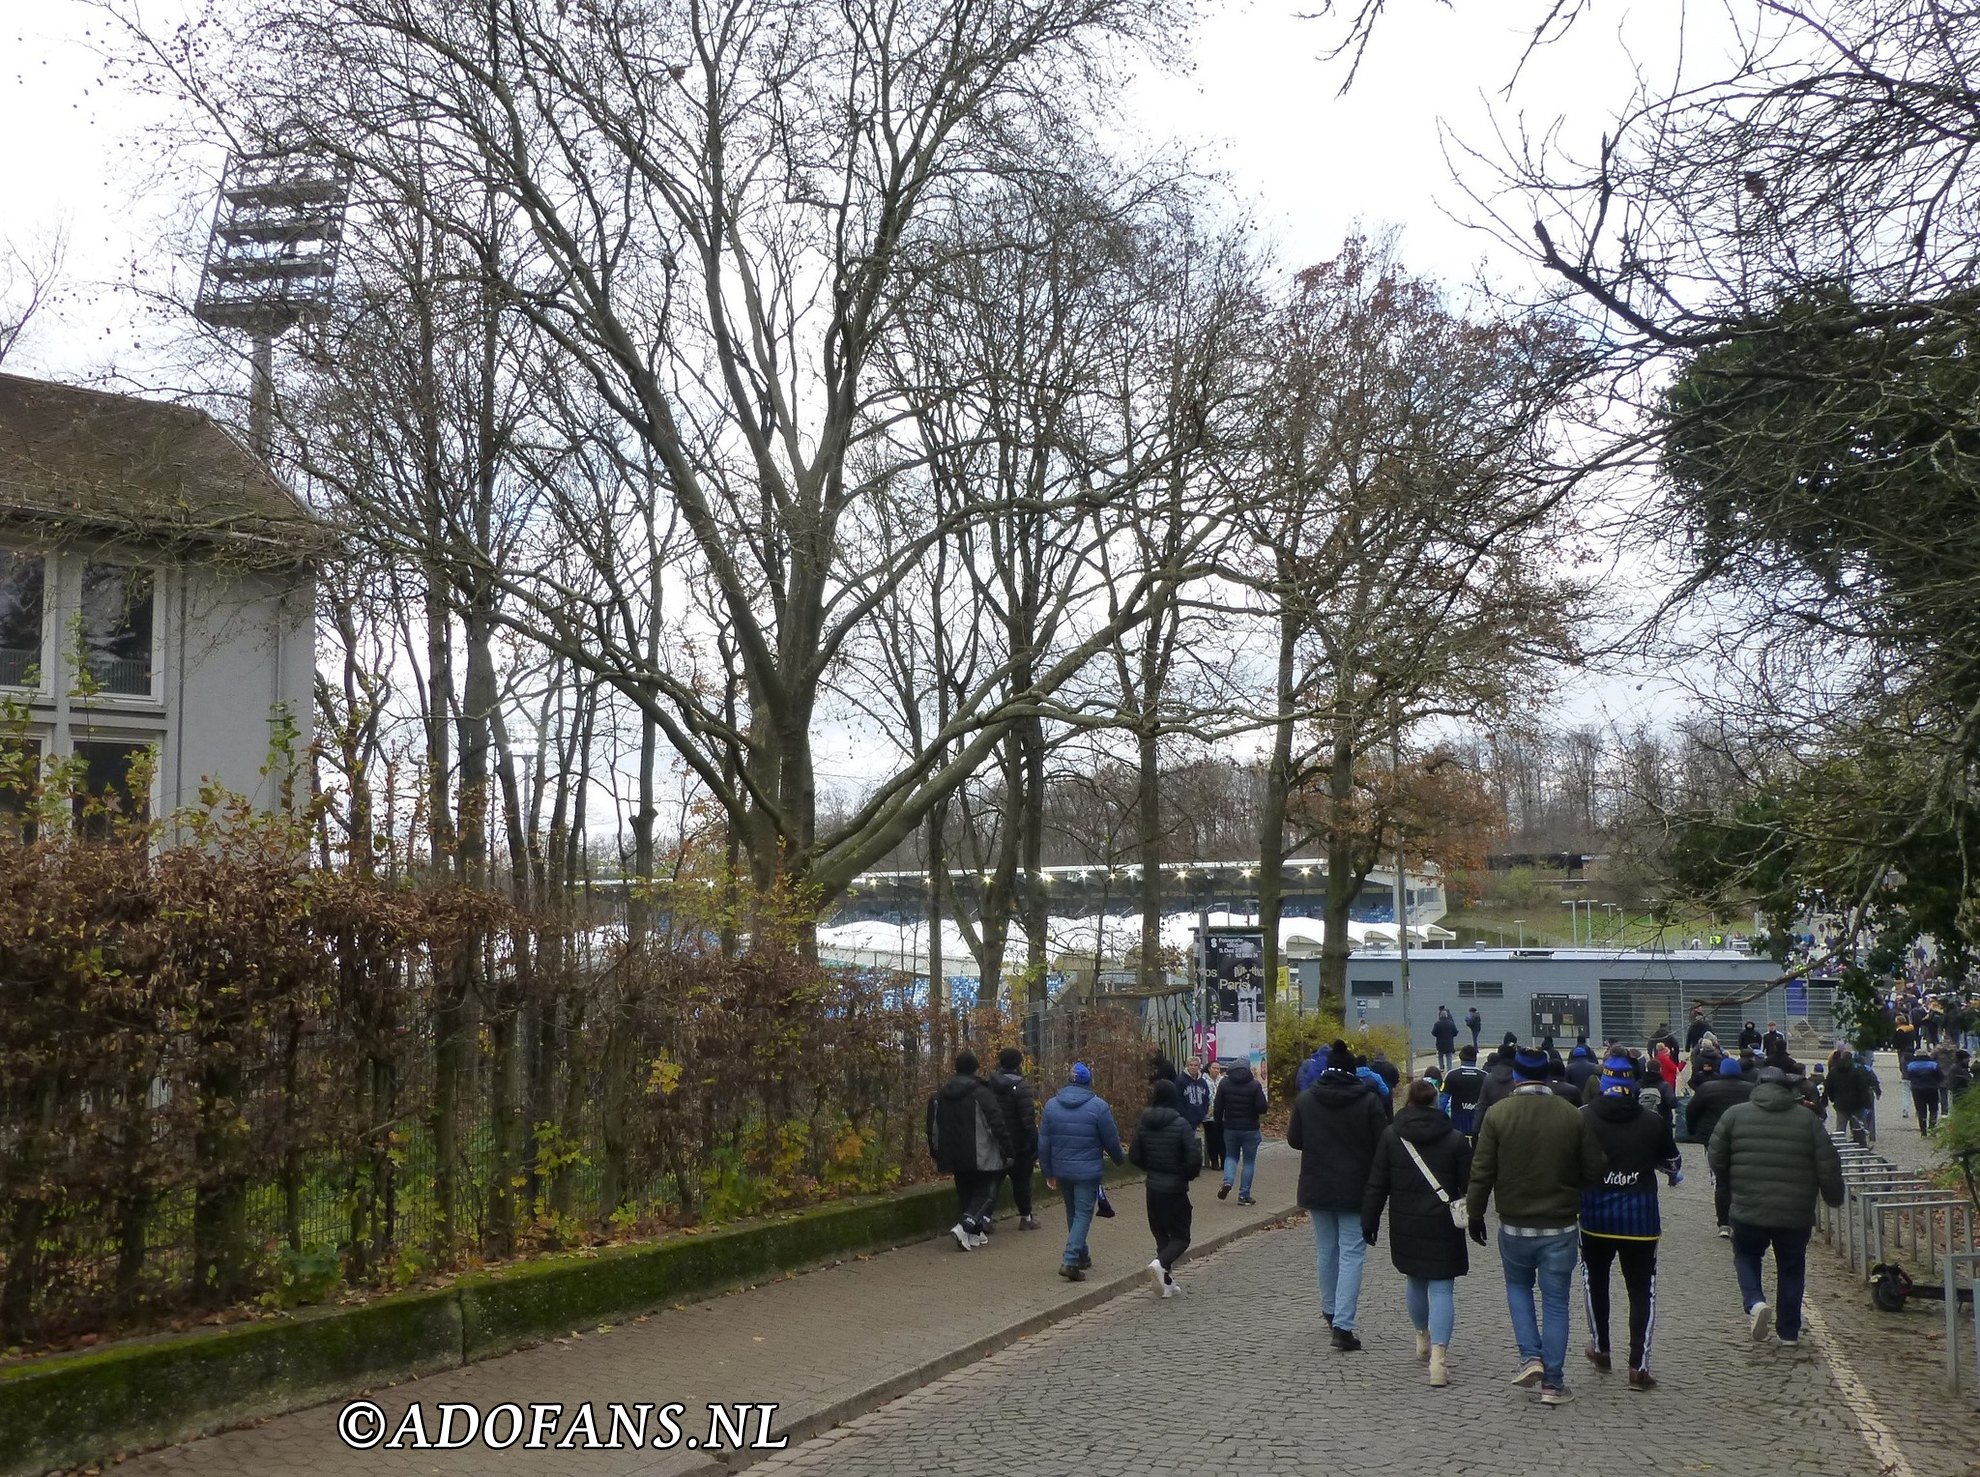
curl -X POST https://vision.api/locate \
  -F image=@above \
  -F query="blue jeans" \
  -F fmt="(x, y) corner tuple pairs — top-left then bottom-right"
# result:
(1731, 1221), (1811, 1340)
(1221, 1129), (1262, 1197)
(1309, 1210), (1368, 1331)
(1499, 1229), (1579, 1386)
(1058, 1179), (1100, 1267)
(1406, 1275), (1456, 1346)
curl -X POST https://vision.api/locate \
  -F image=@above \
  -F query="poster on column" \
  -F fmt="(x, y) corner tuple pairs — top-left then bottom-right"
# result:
(1203, 930), (1266, 1075)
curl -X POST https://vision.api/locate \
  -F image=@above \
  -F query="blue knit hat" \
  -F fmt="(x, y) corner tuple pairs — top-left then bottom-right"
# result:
(1720, 1056), (1744, 1076)
(1599, 1055), (1636, 1096)
(1512, 1046), (1550, 1080)
(1070, 1061), (1092, 1085)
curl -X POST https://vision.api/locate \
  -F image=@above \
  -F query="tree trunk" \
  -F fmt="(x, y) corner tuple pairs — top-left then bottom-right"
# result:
(1318, 727), (1359, 1016)
(1259, 608), (1297, 1022)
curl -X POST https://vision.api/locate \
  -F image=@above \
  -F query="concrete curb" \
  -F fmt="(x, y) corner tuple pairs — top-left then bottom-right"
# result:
(682, 1196), (1302, 1475)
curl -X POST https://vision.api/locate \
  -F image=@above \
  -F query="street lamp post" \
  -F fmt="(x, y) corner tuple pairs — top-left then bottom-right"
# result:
(1562, 899), (1578, 946)
(1515, 918), (1526, 947)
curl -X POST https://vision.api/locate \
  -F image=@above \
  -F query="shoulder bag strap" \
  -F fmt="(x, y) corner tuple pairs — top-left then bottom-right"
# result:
(1399, 1135), (1453, 1204)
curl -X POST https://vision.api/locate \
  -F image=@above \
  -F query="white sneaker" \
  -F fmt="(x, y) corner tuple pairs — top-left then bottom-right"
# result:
(1146, 1258), (1167, 1292)
(950, 1223), (972, 1251)
(1718, 1226), (1731, 1239)
(1749, 1301), (1771, 1341)
(969, 1231), (990, 1248)
(1161, 1277), (1182, 1298)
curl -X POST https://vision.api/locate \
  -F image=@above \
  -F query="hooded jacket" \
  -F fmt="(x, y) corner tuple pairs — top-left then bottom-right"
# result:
(1286, 1071), (1389, 1212)
(1476, 1057), (1517, 1123)
(1362, 1103), (1471, 1282)
(1579, 1094), (1680, 1239)
(1176, 1070), (1213, 1127)
(987, 1068), (1040, 1155)
(1685, 1072), (1753, 1146)
(1565, 1051), (1602, 1092)
(1129, 1103), (1202, 1193)
(1707, 1079), (1845, 1229)
(1431, 1014), (1459, 1049)
(1823, 1058), (1873, 1116)
(1038, 1083), (1124, 1183)
(1213, 1064), (1268, 1132)
(926, 1073), (1014, 1176)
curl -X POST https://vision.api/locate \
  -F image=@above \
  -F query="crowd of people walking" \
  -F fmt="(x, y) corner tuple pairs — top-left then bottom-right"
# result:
(928, 1008), (1871, 1402)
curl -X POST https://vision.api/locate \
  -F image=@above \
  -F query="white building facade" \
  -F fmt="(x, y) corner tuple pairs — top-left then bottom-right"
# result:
(0, 373), (315, 828)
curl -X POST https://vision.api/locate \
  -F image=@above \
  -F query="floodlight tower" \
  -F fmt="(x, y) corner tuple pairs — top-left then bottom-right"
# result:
(193, 148), (353, 459)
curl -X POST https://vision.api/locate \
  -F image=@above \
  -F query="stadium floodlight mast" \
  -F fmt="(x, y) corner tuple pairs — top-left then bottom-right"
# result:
(193, 145), (352, 459)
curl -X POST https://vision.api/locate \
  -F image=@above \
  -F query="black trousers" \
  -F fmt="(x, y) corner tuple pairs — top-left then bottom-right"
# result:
(1005, 1150), (1037, 1217)
(1913, 1086), (1942, 1131)
(1202, 1121), (1224, 1168)
(1713, 1170), (1732, 1228)
(1580, 1232), (1658, 1372)
(1146, 1185), (1193, 1273)
(952, 1171), (999, 1233)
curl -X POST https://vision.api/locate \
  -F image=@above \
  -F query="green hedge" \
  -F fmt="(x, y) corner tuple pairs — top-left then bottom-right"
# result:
(0, 1169), (1111, 1476)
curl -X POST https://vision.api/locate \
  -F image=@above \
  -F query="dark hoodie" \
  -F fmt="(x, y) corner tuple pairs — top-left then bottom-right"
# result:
(1213, 1063), (1267, 1132)
(1579, 1093), (1680, 1238)
(1286, 1070), (1388, 1211)
(1129, 1096), (1202, 1194)
(1362, 1104), (1472, 1282)
(1476, 1056), (1517, 1122)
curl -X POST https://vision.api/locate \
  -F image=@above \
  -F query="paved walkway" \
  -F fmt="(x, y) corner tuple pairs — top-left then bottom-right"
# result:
(749, 1146), (1972, 1477)
(118, 1148), (1299, 1477)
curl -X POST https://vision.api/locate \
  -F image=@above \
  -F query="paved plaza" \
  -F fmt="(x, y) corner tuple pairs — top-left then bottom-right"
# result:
(106, 1133), (1980, 1477)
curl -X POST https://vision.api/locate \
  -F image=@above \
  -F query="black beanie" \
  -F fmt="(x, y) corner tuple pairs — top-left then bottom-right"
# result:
(1150, 1078), (1179, 1108)
(1326, 1039), (1356, 1072)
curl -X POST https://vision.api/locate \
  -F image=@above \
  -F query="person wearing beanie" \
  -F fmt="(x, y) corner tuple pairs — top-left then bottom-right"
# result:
(1477, 1039), (1519, 1124)
(1444, 1044), (1489, 1142)
(1565, 1045), (1602, 1095)
(1687, 1054), (1754, 1242)
(1363, 1077), (1473, 1386)
(1707, 1065), (1845, 1346)
(1038, 1061), (1124, 1279)
(1287, 1041), (1390, 1351)
(1464, 1044), (1607, 1406)
(926, 1050), (1015, 1252)
(1128, 1078), (1201, 1296)
(1213, 1057), (1269, 1205)
(1578, 1059), (1681, 1390)
(988, 1047), (1043, 1230)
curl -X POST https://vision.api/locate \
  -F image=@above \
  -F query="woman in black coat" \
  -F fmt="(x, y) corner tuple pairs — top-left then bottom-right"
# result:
(1362, 1078), (1472, 1387)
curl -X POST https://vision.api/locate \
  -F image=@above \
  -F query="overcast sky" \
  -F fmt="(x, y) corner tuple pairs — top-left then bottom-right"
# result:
(1, 0), (1714, 741)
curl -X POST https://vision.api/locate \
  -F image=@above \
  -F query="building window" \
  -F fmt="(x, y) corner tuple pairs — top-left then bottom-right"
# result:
(1350, 978), (1395, 996)
(80, 563), (155, 697)
(1458, 980), (1506, 999)
(0, 550), (43, 688)
(0, 734), (40, 842)
(72, 740), (152, 840)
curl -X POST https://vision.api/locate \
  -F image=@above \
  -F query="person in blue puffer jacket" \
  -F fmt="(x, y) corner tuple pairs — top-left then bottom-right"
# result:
(1038, 1062), (1125, 1280)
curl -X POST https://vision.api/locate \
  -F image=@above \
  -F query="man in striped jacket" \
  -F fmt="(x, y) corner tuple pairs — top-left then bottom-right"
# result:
(1579, 1056), (1682, 1391)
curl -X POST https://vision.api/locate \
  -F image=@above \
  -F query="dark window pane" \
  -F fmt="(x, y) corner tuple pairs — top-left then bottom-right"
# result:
(81, 564), (154, 696)
(0, 551), (43, 687)
(72, 740), (151, 839)
(0, 735), (41, 843)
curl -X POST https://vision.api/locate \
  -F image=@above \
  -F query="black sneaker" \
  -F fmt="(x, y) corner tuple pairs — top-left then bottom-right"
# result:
(1058, 1264), (1086, 1282)
(1217, 1184), (1231, 1200)
(1330, 1327), (1362, 1352)
(1237, 1194), (1256, 1206)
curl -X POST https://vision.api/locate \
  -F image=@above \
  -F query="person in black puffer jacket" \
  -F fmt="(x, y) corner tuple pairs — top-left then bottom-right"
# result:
(1214, 1062), (1269, 1205)
(1129, 1079), (1202, 1294)
(989, 1047), (1042, 1229)
(1687, 1056), (1754, 1233)
(1287, 1041), (1389, 1350)
(1362, 1078), (1472, 1386)
(926, 1051), (1015, 1251)
(1579, 1058), (1681, 1388)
